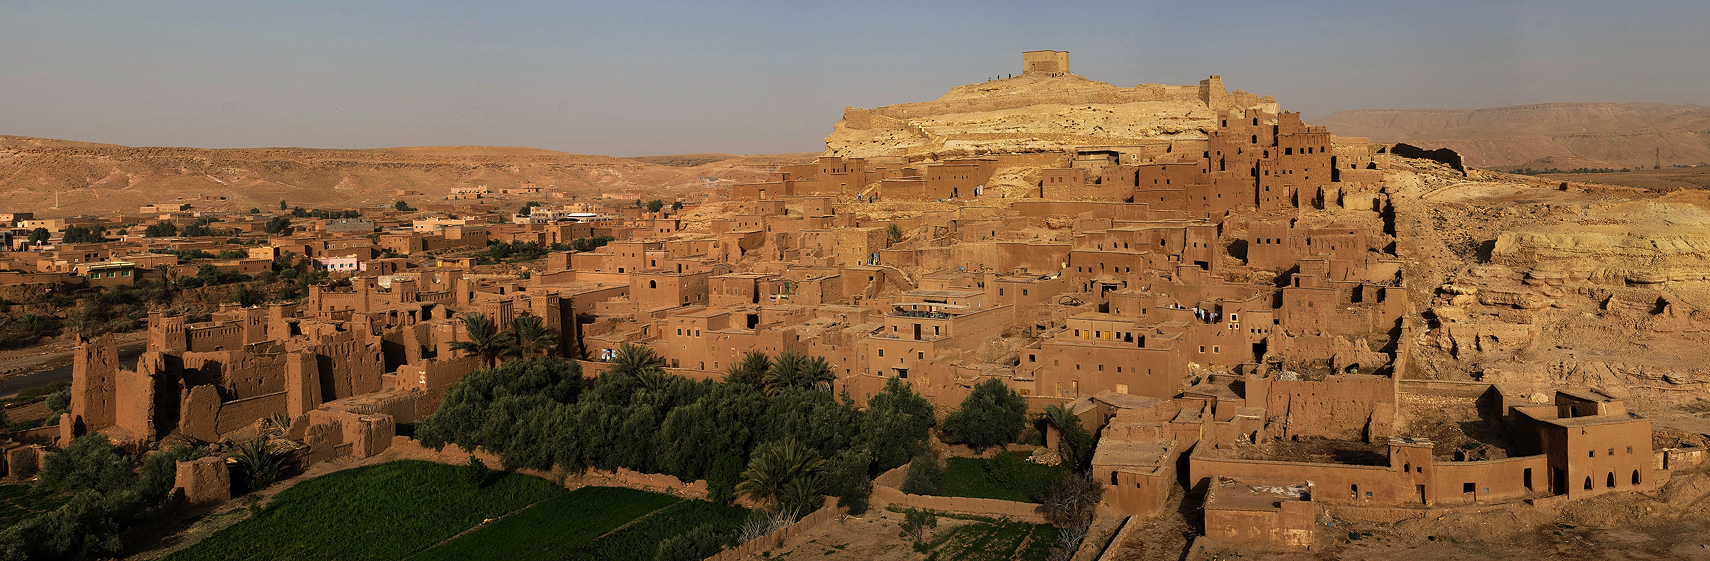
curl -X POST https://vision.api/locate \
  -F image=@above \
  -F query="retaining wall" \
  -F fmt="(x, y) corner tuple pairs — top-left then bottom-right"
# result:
(704, 497), (839, 561)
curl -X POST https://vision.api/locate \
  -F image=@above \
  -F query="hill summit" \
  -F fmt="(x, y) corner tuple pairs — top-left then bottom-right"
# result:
(824, 52), (1280, 161)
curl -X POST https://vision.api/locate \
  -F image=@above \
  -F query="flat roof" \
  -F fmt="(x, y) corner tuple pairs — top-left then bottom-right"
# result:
(1091, 439), (1174, 468)
(1205, 477), (1310, 512)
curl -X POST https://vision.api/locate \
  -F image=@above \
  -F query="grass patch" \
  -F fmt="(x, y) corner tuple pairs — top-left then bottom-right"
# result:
(563, 499), (750, 561)
(0, 485), (69, 528)
(937, 456), (1064, 503)
(412, 487), (680, 561)
(165, 460), (562, 561)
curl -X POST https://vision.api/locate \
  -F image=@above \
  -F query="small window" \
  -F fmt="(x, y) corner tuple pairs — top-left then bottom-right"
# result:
(878, 349), (884, 357)
(1463, 483), (1474, 493)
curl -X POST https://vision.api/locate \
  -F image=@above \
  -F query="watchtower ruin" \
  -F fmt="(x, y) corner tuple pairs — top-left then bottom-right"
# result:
(1023, 50), (1070, 76)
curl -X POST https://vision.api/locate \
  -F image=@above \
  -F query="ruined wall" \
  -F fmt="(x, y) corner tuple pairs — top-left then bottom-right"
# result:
(1265, 375), (1395, 441)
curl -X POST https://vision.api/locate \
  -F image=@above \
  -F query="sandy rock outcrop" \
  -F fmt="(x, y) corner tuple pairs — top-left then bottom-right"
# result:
(823, 74), (1278, 160)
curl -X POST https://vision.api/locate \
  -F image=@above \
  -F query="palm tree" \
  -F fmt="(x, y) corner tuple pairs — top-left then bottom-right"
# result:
(449, 312), (514, 368)
(763, 351), (807, 397)
(763, 351), (835, 396)
(735, 438), (827, 507)
(509, 314), (559, 358)
(724, 350), (770, 386)
(796, 355), (836, 393)
(608, 343), (665, 379)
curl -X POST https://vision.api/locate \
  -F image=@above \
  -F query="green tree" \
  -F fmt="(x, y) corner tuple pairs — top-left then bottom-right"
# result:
(249, 207), (261, 214)
(509, 314), (558, 357)
(1042, 403), (1095, 471)
(887, 223), (903, 243)
(39, 435), (134, 496)
(182, 221), (213, 237)
(279, 200), (287, 210)
(263, 216), (292, 234)
(0, 491), (124, 560)
(229, 284), (260, 307)
(62, 226), (105, 243)
(860, 377), (935, 472)
(646, 199), (664, 212)
(448, 313), (514, 368)
(899, 451), (942, 495)
(823, 447), (874, 515)
(26, 228), (49, 245)
(705, 453), (744, 505)
(723, 350), (770, 386)
(607, 343), (666, 380)
(670, 200), (684, 210)
(940, 378), (1028, 452)
(762, 351), (836, 397)
(735, 438), (826, 508)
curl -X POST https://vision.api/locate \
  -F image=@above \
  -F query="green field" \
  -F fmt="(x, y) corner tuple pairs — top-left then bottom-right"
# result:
(411, 487), (681, 561)
(166, 460), (564, 561)
(0, 484), (68, 528)
(924, 519), (1057, 561)
(937, 457), (1065, 503)
(563, 499), (750, 561)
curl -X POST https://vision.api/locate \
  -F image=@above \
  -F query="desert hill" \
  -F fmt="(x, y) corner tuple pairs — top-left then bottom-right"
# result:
(1310, 102), (1710, 169)
(0, 136), (815, 217)
(823, 73), (1279, 161)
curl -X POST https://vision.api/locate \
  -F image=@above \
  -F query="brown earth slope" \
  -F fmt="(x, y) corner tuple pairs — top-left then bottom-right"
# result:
(1309, 102), (1710, 169)
(0, 136), (814, 217)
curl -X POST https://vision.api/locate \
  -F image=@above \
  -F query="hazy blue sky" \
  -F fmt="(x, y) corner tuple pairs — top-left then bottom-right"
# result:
(2, 0), (1705, 155)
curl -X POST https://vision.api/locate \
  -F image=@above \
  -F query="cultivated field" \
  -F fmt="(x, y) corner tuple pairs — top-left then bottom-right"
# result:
(165, 461), (562, 561)
(937, 456), (1064, 503)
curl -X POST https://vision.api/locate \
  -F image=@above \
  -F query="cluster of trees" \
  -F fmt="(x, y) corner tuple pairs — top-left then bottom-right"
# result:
(476, 240), (558, 264)
(288, 207), (361, 219)
(474, 236), (616, 264)
(60, 227), (108, 244)
(415, 345), (935, 518)
(394, 201), (416, 212)
(144, 219), (222, 238)
(568, 234), (616, 253)
(262, 216), (292, 234)
(0, 436), (206, 560)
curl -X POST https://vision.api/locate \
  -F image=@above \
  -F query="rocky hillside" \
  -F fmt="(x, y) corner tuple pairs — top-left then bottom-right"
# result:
(1310, 102), (1710, 169)
(0, 136), (814, 217)
(823, 73), (1279, 161)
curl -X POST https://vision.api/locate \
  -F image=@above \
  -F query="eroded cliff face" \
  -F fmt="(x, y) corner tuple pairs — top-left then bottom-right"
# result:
(1387, 165), (1710, 425)
(823, 73), (1278, 161)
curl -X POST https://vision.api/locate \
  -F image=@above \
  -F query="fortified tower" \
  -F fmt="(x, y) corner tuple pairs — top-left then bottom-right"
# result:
(1023, 50), (1070, 76)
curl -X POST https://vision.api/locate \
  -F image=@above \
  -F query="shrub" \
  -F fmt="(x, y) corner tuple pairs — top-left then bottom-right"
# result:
(655, 524), (727, 561)
(232, 437), (286, 494)
(899, 452), (942, 496)
(705, 454), (742, 505)
(463, 455), (489, 487)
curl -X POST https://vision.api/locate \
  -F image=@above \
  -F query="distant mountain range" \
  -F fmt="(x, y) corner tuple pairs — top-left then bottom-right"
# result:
(1309, 102), (1710, 170)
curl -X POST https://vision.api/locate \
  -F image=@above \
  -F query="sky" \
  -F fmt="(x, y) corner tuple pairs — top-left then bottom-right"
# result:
(2, 0), (1706, 155)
